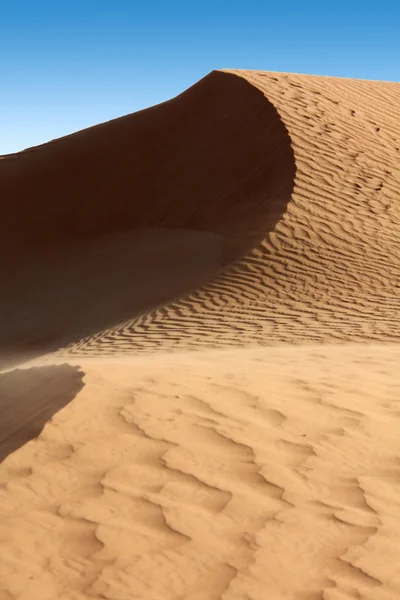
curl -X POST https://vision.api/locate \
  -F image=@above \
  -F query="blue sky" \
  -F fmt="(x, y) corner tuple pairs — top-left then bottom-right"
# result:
(1, 0), (399, 154)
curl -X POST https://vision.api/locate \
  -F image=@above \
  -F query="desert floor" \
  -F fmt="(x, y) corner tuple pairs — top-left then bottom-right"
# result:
(1, 69), (399, 599)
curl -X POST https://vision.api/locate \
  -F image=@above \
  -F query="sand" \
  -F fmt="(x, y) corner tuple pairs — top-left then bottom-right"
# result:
(0, 70), (399, 599)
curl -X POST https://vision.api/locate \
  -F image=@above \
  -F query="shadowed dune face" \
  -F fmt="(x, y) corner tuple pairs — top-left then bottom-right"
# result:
(0, 228), (224, 370)
(0, 71), (295, 257)
(0, 364), (84, 462)
(0, 71), (295, 367)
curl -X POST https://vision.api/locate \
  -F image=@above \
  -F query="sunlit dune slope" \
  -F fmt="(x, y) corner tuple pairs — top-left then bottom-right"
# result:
(1, 70), (399, 365)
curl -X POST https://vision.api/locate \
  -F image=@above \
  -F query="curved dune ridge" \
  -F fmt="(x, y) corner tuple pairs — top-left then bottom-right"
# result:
(0, 69), (399, 366)
(1, 71), (400, 599)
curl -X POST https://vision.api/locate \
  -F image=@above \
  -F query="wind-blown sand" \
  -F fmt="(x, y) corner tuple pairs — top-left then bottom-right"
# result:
(0, 70), (399, 599)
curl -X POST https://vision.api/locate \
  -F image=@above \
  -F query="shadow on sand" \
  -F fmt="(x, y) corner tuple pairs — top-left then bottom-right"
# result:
(0, 363), (85, 463)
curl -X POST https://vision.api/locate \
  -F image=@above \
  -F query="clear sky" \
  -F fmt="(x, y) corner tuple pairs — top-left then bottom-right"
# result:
(1, 0), (399, 154)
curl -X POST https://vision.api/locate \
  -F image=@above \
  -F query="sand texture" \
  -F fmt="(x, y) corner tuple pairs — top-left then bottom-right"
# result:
(0, 70), (399, 598)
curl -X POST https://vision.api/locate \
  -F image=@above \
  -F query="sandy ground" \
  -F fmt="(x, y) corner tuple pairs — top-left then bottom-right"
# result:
(1, 346), (400, 599)
(1, 69), (399, 598)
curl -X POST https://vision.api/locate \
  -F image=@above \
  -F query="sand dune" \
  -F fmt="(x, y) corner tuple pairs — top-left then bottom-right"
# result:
(1, 70), (399, 598)
(1, 70), (399, 367)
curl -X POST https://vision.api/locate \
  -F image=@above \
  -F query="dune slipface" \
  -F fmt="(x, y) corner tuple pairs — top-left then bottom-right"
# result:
(1, 70), (398, 363)
(0, 71), (295, 367)
(0, 71), (400, 599)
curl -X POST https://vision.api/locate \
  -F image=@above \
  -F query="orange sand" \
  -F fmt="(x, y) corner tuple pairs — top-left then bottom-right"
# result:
(1, 70), (399, 599)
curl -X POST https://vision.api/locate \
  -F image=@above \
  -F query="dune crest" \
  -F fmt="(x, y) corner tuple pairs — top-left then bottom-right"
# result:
(1, 70), (399, 365)
(61, 70), (400, 357)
